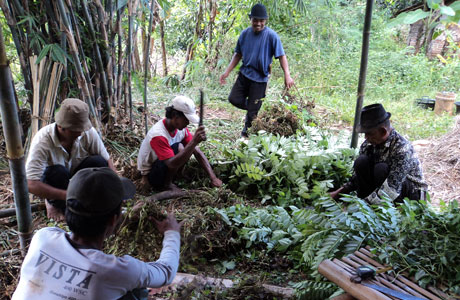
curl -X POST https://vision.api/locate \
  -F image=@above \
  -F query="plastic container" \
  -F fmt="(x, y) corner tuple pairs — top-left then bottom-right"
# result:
(415, 97), (435, 110)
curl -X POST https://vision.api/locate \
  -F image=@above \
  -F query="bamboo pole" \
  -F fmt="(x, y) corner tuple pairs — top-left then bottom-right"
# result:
(55, 0), (100, 131)
(142, 0), (156, 135)
(0, 0), (33, 103)
(0, 203), (45, 219)
(81, 0), (110, 120)
(128, 0), (133, 128)
(350, 0), (374, 148)
(65, 0), (95, 103)
(318, 259), (392, 300)
(159, 17), (167, 76)
(0, 28), (32, 251)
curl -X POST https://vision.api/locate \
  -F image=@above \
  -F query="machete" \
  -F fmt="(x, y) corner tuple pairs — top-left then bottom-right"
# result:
(362, 283), (425, 300)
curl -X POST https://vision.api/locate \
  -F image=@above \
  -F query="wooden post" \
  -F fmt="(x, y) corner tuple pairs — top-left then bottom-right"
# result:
(350, 0), (374, 148)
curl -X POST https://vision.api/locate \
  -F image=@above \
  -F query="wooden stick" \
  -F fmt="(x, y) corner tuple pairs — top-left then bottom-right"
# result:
(318, 259), (392, 300)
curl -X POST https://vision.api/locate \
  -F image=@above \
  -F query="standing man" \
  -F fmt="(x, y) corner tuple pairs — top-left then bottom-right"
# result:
(330, 104), (428, 204)
(137, 95), (222, 191)
(219, 3), (294, 137)
(13, 167), (182, 300)
(26, 98), (116, 220)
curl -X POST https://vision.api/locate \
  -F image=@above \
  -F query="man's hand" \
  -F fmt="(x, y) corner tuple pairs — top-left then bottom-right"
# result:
(329, 187), (345, 200)
(154, 212), (184, 234)
(192, 126), (207, 144)
(285, 75), (294, 89)
(140, 175), (151, 193)
(219, 73), (229, 85)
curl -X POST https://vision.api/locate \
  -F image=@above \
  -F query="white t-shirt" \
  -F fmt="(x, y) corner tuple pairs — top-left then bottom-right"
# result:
(26, 123), (110, 180)
(12, 227), (180, 300)
(137, 119), (191, 175)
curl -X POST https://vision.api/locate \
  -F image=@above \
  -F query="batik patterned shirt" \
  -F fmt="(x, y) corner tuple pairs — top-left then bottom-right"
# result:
(351, 129), (427, 204)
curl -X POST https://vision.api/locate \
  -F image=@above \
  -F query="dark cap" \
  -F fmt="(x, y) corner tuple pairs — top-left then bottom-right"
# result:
(249, 3), (268, 19)
(66, 167), (136, 217)
(55, 98), (92, 132)
(356, 104), (391, 133)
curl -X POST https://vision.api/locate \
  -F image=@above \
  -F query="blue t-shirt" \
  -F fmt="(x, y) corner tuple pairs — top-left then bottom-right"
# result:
(235, 26), (285, 83)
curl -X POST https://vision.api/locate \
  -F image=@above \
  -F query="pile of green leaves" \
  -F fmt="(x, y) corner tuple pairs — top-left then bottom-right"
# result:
(216, 127), (357, 206)
(215, 196), (460, 298)
(376, 199), (460, 295)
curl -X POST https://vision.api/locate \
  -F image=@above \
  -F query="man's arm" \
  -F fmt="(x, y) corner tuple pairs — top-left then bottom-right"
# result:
(193, 147), (222, 187)
(107, 158), (116, 173)
(163, 126), (206, 171)
(28, 180), (66, 201)
(219, 53), (242, 85)
(279, 55), (294, 89)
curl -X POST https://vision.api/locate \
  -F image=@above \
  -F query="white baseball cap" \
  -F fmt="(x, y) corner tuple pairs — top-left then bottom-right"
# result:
(170, 96), (199, 124)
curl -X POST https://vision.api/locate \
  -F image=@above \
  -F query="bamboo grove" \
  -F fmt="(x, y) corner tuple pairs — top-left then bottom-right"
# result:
(0, 0), (239, 135)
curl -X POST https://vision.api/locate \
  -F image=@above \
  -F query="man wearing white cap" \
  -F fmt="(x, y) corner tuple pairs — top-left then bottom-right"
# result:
(138, 96), (222, 191)
(26, 98), (116, 220)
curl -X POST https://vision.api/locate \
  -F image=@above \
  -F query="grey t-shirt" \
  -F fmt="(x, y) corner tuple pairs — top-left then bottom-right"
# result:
(13, 227), (180, 300)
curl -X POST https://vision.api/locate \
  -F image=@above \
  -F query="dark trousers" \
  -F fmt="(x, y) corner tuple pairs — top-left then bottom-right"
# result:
(41, 155), (108, 211)
(352, 155), (421, 201)
(228, 73), (267, 134)
(147, 143), (181, 189)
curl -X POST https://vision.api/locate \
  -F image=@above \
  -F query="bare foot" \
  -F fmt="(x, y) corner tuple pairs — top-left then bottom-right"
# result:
(164, 183), (182, 192)
(211, 177), (223, 188)
(45, 200), (65, 222)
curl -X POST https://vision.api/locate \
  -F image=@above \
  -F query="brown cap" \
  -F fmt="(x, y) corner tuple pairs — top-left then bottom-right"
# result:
(55, 98), (92, 131)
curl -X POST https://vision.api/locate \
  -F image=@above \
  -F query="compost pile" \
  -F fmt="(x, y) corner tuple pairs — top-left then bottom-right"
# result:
(251, 103), (300, 137)
(106, 188), (242, 272)
(418, 116), (460, 205)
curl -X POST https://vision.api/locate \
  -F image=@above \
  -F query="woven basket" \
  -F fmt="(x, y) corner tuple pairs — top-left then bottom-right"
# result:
(434, 92), (457, 115)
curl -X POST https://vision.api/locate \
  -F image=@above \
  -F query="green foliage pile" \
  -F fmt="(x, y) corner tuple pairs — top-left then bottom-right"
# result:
(215, 195), (460, 298)
(216, 127), (357, 206)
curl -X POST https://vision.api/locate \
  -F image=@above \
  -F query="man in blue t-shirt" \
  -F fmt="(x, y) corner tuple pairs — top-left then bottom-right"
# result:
(219, 3), (294, 137)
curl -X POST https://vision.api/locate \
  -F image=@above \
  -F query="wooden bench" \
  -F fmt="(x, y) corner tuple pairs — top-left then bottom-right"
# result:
(318, 247), (449, 300)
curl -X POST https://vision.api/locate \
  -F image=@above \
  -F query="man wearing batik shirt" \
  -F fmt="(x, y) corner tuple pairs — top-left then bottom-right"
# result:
(137, 95), (222, 191)
(330, 104), (427, 204)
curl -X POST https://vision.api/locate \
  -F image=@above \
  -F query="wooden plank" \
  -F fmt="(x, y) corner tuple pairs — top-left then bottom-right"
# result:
(319, 259), (393, 300)
(357, 248), (442, 300)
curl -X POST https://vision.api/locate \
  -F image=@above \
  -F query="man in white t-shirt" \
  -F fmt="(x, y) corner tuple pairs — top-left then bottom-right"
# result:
(137, 96), (222, 191)
(26, 98), (116, 220)
(13, 167), (182, 300)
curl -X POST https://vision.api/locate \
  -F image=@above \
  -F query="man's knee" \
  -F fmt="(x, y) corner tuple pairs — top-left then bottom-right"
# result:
(353, 155), (371, 174)
(41, 165), (71, 190)
(373, 163), (389, 186)
(73, 155), (108, 175)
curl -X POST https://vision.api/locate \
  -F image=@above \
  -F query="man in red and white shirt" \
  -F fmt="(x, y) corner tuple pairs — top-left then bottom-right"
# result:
(138, 96), (222, 191)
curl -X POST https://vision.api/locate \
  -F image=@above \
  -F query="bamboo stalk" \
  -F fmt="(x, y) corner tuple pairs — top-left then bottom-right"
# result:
(0, 203), (45, 219)
(65, 0), (95, 103)
(143, 0), (155, 135)
(351, 0), (373, 148)
(81, 0), (110, 121)
(128, 0), (133, 128)
(0, 28), (32, 251)
(0, 0), (33, 102)
(55, 0), (100, 131)
(319, 259), (392, 300)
